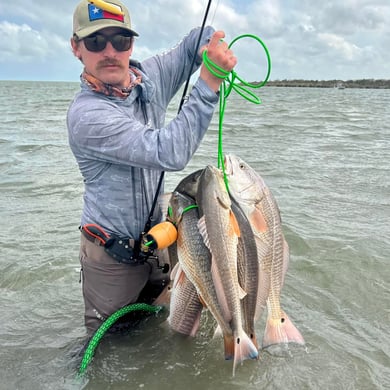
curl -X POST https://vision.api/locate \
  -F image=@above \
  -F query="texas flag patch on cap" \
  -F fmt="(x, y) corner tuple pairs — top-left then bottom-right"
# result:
(88, 3), (124, 22)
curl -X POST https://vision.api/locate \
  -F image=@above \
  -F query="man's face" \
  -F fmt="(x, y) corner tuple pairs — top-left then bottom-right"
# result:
(72, 27), (133, 88)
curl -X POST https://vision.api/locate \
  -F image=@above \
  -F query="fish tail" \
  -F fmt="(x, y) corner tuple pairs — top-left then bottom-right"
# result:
(232, 331), (259, 376)
(262, 311), (305, 348)
(249, 332), (259, 351)
(243, 321), (259, 350)
(223, 333), (235, 361)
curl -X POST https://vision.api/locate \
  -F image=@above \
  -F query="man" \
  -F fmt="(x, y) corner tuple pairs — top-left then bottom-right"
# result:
(67, 0), (237, 335)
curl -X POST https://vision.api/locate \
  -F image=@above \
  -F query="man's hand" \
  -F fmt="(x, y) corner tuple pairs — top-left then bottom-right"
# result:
(199, 31), (237, 92)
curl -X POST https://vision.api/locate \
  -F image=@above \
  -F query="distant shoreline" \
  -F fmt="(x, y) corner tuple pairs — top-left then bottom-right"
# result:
(0, 79), (389, 89)
(263, 79), (390, 89)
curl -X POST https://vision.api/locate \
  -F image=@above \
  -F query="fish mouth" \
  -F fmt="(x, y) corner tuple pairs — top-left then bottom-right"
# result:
(224, 154), (245, 176)
(224, 154), (263, 200)
(223, 155), (249, 191)
(224, 154), (234, 175)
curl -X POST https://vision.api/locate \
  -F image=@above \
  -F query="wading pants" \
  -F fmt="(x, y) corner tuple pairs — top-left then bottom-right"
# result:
(79, 234), (169, 335)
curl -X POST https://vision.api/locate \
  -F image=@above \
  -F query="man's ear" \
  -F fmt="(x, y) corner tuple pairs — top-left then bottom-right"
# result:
(70, 37), (82, 61)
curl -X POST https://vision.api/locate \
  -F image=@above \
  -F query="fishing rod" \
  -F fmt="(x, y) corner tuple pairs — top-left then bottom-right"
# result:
(178, 0), (213, 113)
(141, 0), (213, 238)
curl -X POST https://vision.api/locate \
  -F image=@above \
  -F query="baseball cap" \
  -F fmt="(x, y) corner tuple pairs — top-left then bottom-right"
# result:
(73, 0), (139, 39)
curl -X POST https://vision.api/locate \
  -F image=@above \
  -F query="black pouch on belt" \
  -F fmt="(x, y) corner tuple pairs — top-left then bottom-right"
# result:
(104, 236), (144, 265)
(81, 224), (144, 266)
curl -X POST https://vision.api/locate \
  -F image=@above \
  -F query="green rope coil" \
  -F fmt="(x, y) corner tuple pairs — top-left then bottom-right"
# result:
(78, 303), (162, 375)
(203, 33), (272, 191)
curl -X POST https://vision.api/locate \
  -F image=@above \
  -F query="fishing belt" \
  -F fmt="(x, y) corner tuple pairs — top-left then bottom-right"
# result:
(80, 224), (150, 266)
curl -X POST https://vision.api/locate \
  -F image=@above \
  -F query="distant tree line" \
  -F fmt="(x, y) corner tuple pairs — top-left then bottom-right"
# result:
(262, 79), (390, 89)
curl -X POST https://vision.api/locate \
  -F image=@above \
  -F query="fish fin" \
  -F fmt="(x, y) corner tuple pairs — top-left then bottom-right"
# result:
(158, 192), (172, 216)
(170, 262), (180, 282)
(197, 216), (211, 250)
(171, 264), (187, 289)
(198, 294), (208, 308)
(213, 324), (221, 337)
(238, 285), (247, 300)
(281, 239), (290, 286)
(152, 283), (172, 307)
(254, 268), (271, 321)
(229, 209), (241, 238)
(188, 310), (203, 337)
(250, 207), (268, 233)
(262, 311), (305, 348)
(211, 257), (231, 321)
(232, 331), (259, 376)
(167, 308), (203, 337)
(255, 235), (271, 259)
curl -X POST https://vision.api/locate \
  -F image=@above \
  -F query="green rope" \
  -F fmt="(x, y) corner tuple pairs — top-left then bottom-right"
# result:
(167, 204), (199, 225)
(78, 303), (162, 376)
(182, 204), (198, 213)
(203, 34), (272, 191)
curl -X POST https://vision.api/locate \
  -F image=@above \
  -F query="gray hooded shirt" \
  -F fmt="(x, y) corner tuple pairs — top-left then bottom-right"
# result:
(67, 26), (218, 239)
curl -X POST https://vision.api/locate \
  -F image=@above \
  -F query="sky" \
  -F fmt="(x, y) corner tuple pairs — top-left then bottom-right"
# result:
(0, 0), (389, 82)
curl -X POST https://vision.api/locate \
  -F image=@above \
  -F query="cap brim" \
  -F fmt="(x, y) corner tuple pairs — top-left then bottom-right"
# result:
(75, 22), (139, 39)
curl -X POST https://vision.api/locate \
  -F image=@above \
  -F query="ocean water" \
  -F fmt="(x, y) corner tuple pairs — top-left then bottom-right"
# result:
(0, 80), (389, 389)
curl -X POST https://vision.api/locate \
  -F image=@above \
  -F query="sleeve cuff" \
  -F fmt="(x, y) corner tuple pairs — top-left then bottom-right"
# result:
(193, 77), (220, 104)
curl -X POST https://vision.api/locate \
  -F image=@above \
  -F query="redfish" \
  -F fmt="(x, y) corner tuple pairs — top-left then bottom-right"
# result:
(224, 154), (305, 348)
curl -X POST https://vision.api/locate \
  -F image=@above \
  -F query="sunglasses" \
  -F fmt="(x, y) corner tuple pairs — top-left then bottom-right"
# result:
(82, 33), (133, 52)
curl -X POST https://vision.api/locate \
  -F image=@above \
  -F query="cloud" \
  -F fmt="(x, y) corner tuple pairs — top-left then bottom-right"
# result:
(0, 0), (389, 81)
(0, 21), (69, 64)
(315, 1), (389, 35)
(318, 33), (362, 61)
(0, 22), (45, 63)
